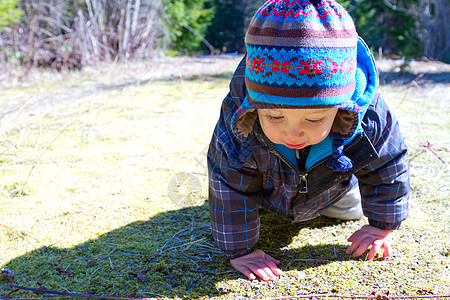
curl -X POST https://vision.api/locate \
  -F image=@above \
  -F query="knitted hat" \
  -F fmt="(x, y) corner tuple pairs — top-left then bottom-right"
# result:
(245, 0), (358, 108)
(230, 0), (377, 171)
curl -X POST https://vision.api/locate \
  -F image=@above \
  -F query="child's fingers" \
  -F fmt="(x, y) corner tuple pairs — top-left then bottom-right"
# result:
(262, 254), (283, 275)
(250, 264), (277, 281)
(229, 249), (282, 281)
(265, 261), (283, 276)
(367, 239), (383, 260)
(260, 265), (278, 280)
(382, 240), (392, 257)
(248, 272), (256, 281)
(347, 226), (394, 259)
(353, 243), (372, 257)
(346, 234), (366, 254)
(349, 238), (373, 257)
(346, 242), (357, 254)
(235, 265), (256, 281)
(368, 238), (393, 260)
(347, 229), (361, 242)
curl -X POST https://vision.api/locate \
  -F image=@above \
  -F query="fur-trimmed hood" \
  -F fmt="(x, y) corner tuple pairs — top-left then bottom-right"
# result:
(228, 37), (379, 170)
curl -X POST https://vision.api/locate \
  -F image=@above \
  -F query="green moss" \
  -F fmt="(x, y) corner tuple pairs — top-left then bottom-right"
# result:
(1, 59), (449, 299)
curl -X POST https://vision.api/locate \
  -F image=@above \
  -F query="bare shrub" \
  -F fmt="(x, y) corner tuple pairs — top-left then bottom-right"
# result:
(0, 0), (164, 70)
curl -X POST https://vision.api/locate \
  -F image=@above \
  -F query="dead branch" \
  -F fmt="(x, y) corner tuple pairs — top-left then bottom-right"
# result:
(383, 0), (419, 16)
(181, 23), (215, 55)
(21, 121), (78, 195)
(265, 294), (450, 299)
(7, 284), (162, 299)
(0, 0), (163, 70)
(420, 141), (446, 164)
(0, 223), (40, 243)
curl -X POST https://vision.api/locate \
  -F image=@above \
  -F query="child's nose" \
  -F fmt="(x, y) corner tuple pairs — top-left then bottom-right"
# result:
(285, 126), (304, 141)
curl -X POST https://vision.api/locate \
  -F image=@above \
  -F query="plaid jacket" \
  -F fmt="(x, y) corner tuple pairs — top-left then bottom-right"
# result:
(208, 58), (410, 253)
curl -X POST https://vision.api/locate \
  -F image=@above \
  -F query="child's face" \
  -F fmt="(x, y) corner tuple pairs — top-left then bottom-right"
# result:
(257, 108), (338, 149)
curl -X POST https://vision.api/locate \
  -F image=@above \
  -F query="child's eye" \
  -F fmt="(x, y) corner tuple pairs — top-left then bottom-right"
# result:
(266, 115), (284, 122)
(306, 118), (324, 125)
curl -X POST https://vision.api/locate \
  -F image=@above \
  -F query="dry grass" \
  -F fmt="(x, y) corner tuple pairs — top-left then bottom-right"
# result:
(0, 56), (449, 299)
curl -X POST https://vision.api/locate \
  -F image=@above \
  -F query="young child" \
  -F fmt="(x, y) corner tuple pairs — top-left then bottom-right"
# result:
(207, 0), (409, 281)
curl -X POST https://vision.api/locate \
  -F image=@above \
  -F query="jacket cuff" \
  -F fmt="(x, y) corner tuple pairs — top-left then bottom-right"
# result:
(369, 219), (402, 230)
(223, 248), (254, 260)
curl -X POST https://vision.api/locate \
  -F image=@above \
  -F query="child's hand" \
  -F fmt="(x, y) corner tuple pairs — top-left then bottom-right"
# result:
(230, 249), (283, 281)
(347, 225), (393, 260)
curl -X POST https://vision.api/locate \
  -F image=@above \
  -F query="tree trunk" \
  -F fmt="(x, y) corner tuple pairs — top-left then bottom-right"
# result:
(131, 0), (141, 38)
(121, 0), (133, 61)
(384, 0), (449, 61)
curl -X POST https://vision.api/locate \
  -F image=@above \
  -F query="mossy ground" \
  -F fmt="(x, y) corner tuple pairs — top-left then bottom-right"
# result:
(0, 57), (449, 299)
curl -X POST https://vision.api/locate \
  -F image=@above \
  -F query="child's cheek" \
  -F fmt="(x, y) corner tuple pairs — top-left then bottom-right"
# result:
(262, 122), (282, 144)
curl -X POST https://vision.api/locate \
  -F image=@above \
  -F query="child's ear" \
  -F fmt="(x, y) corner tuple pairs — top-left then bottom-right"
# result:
(332, 109), (356, 136)
(235, 109), (257, 138)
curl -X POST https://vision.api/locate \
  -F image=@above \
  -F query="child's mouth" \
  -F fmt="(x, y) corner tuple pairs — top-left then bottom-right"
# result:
(286, 143), (306, 149)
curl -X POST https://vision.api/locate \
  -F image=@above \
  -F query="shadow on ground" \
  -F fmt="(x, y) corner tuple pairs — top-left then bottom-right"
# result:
(1, 203), (354, 299)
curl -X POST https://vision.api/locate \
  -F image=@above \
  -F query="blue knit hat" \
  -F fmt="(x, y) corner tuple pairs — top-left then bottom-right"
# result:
(230, 0), (378, 171)
(245, 0), (358, 108)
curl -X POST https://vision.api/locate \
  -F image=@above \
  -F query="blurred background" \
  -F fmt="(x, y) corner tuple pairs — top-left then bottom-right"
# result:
(0, 0), (448, 71)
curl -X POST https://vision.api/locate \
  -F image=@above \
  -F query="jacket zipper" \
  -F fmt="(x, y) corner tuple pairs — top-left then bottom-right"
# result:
(256, 126), (365, 194)
(266, 138), (309, 193)
(256, 127), (310, 193)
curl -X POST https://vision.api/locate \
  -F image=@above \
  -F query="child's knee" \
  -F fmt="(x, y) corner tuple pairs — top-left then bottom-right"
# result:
(321, 185), (363, 220)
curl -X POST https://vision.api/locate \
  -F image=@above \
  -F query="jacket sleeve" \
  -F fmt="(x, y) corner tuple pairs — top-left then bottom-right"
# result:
(207, 58), (263, 253)
(356, 94), (410, 230)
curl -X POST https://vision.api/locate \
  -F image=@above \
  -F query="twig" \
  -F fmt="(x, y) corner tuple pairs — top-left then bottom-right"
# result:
(382, 0), (419, 16)
(264, 294), (450, 299)
(0, 223), (40, 243)
(181, 23), (216, 54)
(54, 267), (75, 277)
(157, 226), (190, 252)
(159, 237), (206, 254)
(157, 223), (210, 254)
(293, 258), (334, 263)
(101, 248), (118, 260)
(57, 254), (78, 262)
(2, 288), (19, 298)
(420, 141), (446, 164)
(7, 285), (158, 299)
(20, 121), (79, 195)
(37, 241), (62, 252)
